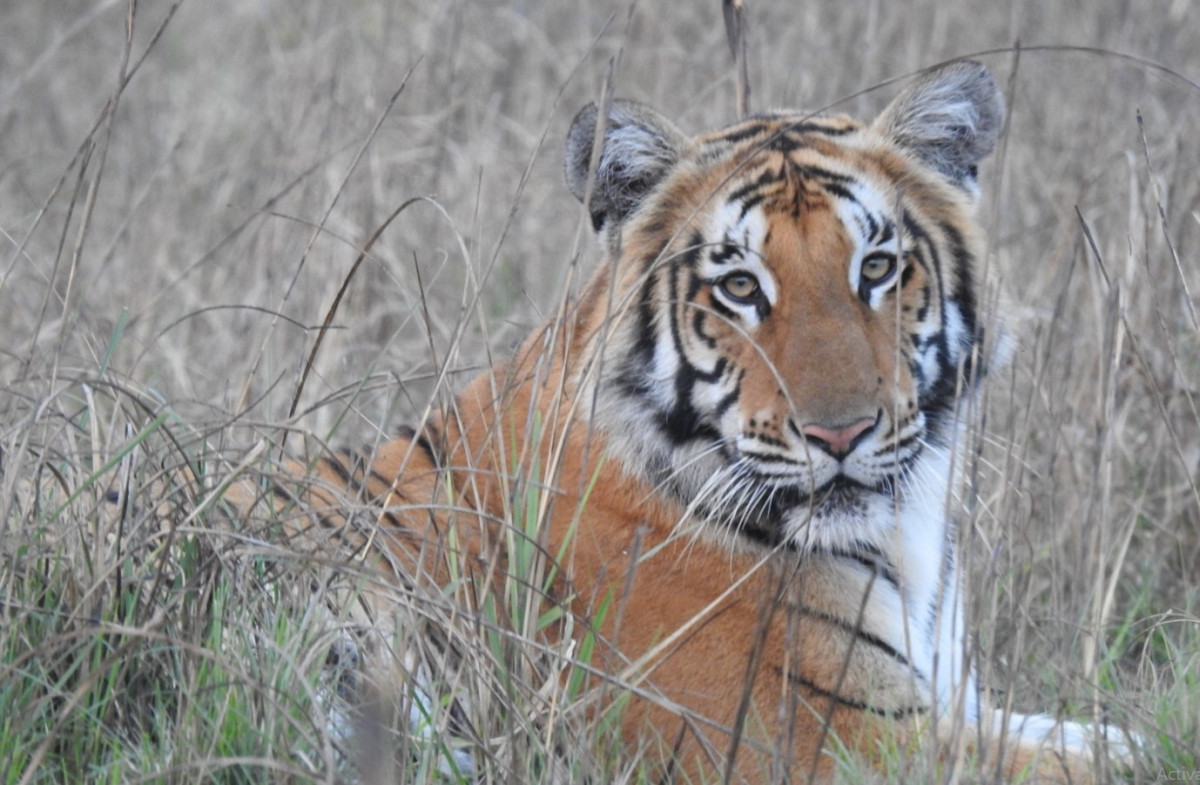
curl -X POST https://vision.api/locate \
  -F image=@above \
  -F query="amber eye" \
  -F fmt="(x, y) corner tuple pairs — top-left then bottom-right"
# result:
(860, 252), (898, 286)
(718, 272), (762, 303)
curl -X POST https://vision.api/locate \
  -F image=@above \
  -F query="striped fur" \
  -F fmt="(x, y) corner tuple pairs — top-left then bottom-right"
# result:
(247, 62), (1131, 782)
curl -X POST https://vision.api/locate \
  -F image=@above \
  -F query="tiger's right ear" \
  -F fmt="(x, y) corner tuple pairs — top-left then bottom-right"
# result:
(872, 60), (1005, 192)
(565, 100), (689, 233)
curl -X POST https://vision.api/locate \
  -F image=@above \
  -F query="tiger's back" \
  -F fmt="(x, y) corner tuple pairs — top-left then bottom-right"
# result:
(249, 62), (1132, 782)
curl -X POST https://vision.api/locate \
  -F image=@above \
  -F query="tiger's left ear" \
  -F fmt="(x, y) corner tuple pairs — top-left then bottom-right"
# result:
(873, 61), (1005, 192)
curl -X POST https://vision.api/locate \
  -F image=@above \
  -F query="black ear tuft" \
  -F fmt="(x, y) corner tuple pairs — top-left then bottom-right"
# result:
(564, 99), (689, 233)
(873, 61), (1005, 189)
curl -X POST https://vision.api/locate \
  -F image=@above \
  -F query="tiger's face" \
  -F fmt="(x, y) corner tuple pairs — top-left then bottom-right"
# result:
(565, 63), (1002, 553)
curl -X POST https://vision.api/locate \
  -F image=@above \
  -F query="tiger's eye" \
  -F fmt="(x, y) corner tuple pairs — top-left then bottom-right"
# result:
(719, 272), (761, 303)
(860, 253), (897, 284)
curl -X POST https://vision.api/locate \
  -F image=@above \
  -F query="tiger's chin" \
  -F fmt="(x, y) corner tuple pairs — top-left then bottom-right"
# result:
(781, 479), (900, 554)
(717, 475), (901, 555)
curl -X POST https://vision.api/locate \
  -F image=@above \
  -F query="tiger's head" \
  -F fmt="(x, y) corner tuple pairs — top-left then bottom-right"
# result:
(564, 62), (1004, 554)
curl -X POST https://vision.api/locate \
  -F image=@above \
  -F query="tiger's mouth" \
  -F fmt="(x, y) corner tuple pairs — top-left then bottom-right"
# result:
(812, 474), (889, 508)
(713, 471), (898, 549)
(777, 473), (895, 515)
(657, 425), (919, 549)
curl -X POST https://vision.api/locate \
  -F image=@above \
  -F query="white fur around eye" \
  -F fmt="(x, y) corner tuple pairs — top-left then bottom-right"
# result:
(854, 246), (903, 309)
(835, 182), (902, 309)
(702, 203), (776, 323)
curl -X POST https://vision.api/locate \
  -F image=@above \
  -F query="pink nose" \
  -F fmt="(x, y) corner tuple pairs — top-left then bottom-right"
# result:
(800, 417), (877, 459)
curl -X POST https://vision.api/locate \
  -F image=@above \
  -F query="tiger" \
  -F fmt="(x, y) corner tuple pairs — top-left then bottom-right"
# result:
(243, 61), (1135, 782)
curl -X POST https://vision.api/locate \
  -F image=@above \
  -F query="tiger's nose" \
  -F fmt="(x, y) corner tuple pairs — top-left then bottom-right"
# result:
(800, 416), (877, 459)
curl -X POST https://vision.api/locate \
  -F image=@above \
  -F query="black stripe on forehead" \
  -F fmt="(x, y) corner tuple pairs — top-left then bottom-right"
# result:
(709, 120), (777, 147)
(703, 117), (859, 151)
(701, 125), (867, 211)
(842, 201), (897, 249)
(874, 220), (895, 244)
(710, 239), (742, 265)
(838, 193), (879, 239)
(728, 167), (782, 204)
(717, 159), (856, 222)
(793, 163), (855, 186)
(723, 150), (854, 191)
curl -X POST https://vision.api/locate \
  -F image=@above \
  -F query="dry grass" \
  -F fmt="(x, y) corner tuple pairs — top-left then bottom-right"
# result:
(2, 0), (1198, 782)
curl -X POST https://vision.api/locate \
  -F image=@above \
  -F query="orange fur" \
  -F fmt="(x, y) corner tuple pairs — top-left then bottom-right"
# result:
(239, 62), (1130, 782)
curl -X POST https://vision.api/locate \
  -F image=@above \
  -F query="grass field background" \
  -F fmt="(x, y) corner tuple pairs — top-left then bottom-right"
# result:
(2, 0), (1198, 781)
